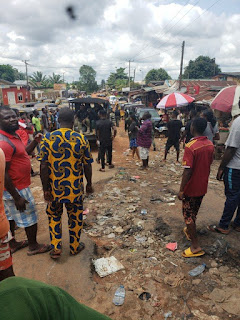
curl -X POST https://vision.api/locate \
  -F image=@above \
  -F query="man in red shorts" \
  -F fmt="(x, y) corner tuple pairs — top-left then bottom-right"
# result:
(178, 117), (214, 258)
(0, 148), (14, 281)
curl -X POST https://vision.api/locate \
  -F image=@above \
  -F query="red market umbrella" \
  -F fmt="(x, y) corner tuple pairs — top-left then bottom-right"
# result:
(211, 85), (240, 116)
(156, 92), (195, 109)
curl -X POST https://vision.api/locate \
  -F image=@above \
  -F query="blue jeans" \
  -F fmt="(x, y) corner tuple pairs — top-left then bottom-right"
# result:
(219, 167), (240, 229)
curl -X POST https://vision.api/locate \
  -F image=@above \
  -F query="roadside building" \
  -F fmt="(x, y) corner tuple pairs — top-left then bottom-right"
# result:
(0, 79), (30, 106)
(213, 72), (240, 83)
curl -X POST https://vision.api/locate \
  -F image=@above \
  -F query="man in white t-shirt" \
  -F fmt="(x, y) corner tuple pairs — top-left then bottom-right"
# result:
(208, 114), (240, 234)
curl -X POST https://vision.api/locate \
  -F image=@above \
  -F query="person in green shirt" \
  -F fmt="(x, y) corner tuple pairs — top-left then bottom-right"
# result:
(0, 277), (112, 320)
(32, 110), (42, 133)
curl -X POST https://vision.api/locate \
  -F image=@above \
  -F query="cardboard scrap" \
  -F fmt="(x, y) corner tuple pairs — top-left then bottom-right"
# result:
(93, 256), (125, 277)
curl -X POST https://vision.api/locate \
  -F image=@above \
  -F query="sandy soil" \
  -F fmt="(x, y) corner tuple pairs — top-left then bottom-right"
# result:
(12, 120), (240, 320)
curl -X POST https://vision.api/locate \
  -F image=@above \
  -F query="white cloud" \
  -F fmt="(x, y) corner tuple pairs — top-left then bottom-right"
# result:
(0, 0), (239, 82)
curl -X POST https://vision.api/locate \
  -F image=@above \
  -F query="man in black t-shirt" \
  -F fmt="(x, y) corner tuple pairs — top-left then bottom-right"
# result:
(164, 110), (182, 162)
(181, 110), (197, 145)
(96, 110), (117, 172)
(76, 105), (88, 133)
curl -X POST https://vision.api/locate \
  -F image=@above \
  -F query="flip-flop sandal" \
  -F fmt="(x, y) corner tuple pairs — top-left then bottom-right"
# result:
(183, 227), (191, 241)
(27, 244), (51, 256)
(182, 247), (205, 258)
(11, 240), (29, 254)
(70, 242), (85, 256)
(207, 225), (230, 234)
(50, 249), (62, 260)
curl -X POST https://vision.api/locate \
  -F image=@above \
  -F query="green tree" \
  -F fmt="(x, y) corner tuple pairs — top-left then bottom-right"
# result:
(13, 68), (26, 80)
(0, 64), (16, 82)
(79, 65), (98, 93)
(183, 56), (221, 79)
(107, 68), (128, 89)
(30, 71), (47, 85)
(48, 73), (63, 84)
(145, 68), (171, 84)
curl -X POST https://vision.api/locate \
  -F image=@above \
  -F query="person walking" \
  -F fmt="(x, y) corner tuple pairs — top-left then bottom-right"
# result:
(181, 110), (198, 145)
(128, 114), (140, 160)
(208, 114), (240, 234)
(41, 108), (49, 134)
(0, 148), (15, 281)
(202, 109), (220, 142)
(39, 108), (93, 259)
(32, 110), (42, 134)
(178, 118), (214, 258)
(96, 109), (117, 172)
(137, 112), (152, 170)
(0, 106), (50, 255)
(164, 110), (182, 162)
(114, 108), (120, 127)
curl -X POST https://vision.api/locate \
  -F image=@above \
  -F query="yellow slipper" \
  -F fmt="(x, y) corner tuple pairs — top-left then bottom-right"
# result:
(182, 247), (205, 258)
(183, 227), (191, 241)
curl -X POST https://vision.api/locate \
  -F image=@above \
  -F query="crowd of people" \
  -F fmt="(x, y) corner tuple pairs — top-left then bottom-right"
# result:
(0, 100), (240, 317)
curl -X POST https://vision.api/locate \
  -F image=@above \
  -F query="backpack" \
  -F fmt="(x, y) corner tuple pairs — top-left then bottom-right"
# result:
(0, 133), (16, 155)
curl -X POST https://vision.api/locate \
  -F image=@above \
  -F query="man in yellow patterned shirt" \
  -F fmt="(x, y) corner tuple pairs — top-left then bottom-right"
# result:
(39, 108), (93, 259)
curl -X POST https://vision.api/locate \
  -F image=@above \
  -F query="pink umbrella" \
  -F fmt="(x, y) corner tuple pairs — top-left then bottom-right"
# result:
(156, 92), (195, 109)
(211, 86), (240, 117)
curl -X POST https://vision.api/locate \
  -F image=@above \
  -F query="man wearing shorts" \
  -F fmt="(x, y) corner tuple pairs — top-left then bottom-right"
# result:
(0, 106), (50, 256)
(137, 112), (152, 170)
(0, 148), (14, 281)
(178, 118), (214, 258)
(164, 110), (182, 162)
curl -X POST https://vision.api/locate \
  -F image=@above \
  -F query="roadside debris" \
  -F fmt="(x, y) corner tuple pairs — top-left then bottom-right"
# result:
(188, 263), (206, 277)
(93, 256), (125, 278)
(164, 311), (172, 319)
(166, 242), (178, 252)
(113, 285), (125, 306)
(139, 292), (151, 301)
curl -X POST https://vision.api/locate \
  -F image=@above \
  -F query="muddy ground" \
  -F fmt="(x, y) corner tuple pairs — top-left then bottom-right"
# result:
(13, 121), (240, 320)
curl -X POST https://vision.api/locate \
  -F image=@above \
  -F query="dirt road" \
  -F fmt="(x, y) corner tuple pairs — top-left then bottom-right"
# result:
(12, 121), (240, 320)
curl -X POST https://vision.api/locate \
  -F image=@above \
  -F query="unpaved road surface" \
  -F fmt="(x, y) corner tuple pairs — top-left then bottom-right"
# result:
(13, 121), (240, 320)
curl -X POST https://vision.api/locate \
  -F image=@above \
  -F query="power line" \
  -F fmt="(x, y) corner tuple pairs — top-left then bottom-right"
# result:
(132, 0), (199, 60)
(136, 0), (224, 62)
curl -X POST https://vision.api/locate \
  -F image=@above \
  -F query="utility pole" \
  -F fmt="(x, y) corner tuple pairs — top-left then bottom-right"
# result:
(179, 41), (185, 91)
(128, 60), (131, 91)
(22, 60), (29, 86)
(213, 58), (216, 76)
(63, 72), (65, 83)
(133, 68), (136, 83)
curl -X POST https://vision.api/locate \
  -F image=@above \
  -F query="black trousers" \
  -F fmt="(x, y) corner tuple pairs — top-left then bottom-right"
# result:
(100, 143), (112, 169)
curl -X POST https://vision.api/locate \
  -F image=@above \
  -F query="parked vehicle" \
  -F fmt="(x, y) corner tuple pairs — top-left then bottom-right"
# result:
(119, 96), (128, 102)
(109, 95), (117, 105)
(136, 108), (161, 125)
(154, 123), (168, 137)
(124, 103), (145, 115)
(136, 108), (168, 137)
(69, 97), (110, 143)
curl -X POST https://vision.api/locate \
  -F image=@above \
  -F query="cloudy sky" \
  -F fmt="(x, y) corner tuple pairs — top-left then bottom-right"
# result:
(1, 0), (239, 83)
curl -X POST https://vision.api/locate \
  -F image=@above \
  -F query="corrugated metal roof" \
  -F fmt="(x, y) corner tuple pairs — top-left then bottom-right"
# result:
(219, 72), (240, 77)
(143, 87), (155, 92)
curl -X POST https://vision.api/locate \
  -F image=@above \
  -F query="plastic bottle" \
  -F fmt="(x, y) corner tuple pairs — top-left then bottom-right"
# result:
(113, 285), (125, 306)
(188, 263), (206, 277)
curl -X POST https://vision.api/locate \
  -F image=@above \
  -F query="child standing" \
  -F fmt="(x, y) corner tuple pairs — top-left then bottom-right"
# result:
(128, 115), (140, 160)
(178, 118), (214, 258)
